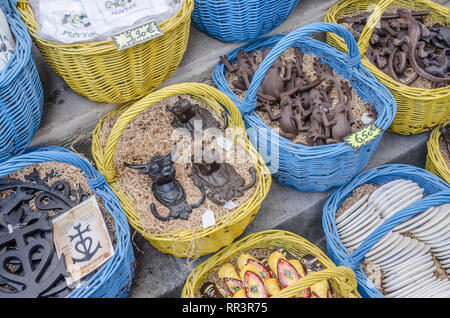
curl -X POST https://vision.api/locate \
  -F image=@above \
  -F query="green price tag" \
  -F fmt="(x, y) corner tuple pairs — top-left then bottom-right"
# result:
(112, 21), (164, 51)
(344, 124), (383, 149)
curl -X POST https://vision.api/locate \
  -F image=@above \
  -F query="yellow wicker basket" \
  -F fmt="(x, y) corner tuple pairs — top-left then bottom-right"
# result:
(325, 0), (450, 135)
(92, 83), (272, 258)
(16, 0), (193, 103)
(426, 120), (450, 184)
(182, 230), (361, 298)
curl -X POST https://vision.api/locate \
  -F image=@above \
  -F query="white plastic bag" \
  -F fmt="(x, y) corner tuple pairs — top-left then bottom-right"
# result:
(30, 0), (97, 43)
(30, 0), (183, 43)
(80, 0), (182, 36)
(0, 8), (16, 71)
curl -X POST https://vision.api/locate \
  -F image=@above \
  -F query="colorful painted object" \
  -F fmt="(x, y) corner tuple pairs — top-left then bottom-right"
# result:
(218, 263), (246, 298)
(242, 268), (269, 298)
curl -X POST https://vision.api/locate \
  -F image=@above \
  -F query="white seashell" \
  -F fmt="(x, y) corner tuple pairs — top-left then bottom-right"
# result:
(371, 234), (411, 261)
(393, 209), (434, 233)
(338, 210), (380, 237)
(393, 207), (436, 233)
(374, 238), (424, 267)
(336, 194), (369, 224)
(426, 236), (450, 248)
(403, 281), (441, 298)
(381, 191), (424, 219)
(383, 259), (434, 281)
(381, 244), (431, 271)
(411, 213), (450, 236)
(416, 226), (450, 243)
(377, 185), (422, 216)
(382, 261), (435, 286)
(432, 243), (450, 253)
(337, 203), (372, 230)
(341, 219), (383, 247)
(368, 179), (406, 205)
(370, 236), (411, 265)
(366, 233), (402, 260)
(434, 249), (450, 260)
(386, 274), (436, 297)
(411, 214), (450, 240)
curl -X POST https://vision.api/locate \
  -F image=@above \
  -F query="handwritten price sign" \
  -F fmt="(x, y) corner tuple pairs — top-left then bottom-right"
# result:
(112, 21), (164, 51)
(345, 124), (383, 149)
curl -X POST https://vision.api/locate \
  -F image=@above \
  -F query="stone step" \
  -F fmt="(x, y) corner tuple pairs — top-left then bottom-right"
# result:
(25, 0), (449, 298)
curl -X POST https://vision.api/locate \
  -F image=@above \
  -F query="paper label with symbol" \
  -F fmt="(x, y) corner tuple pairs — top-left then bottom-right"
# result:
(344, 124), (383, 149)
(111, 20), (164, 51)
(52, 197), (114, 285)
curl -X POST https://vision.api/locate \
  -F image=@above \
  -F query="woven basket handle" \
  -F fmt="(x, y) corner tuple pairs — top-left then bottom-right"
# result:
(348, 190), (450, 268)
(356, 0), (395, 56)
(274, 266), (358, 298)
(242, 22), (361, 115)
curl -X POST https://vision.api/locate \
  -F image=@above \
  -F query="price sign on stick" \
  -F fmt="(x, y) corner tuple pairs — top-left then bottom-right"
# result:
(344, 124), (383, 149)
(112, 21), (164, 51)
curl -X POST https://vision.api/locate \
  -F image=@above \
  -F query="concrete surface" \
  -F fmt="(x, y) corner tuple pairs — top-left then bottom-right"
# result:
(27, 0), (449, 298)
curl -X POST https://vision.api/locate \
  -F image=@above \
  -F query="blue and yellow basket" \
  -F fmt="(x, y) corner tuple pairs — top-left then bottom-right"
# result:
(213, 23), (397, 192)
(0, 0), (42, 163)
(0, 146), (135, 298)
(322, 164), (450, 297)
(192, 0), (300, 42)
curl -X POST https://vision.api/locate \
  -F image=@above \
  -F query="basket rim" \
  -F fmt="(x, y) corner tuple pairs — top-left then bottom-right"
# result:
(426, 121), (450, 183)
(322, 163), (450, 297)
(213, 31), (397, 158)
(0, 146), (134, 298)
(15, 0), (194, 54)
(91, 83), (272, 251)
(324, 0), (450, 97)
(0, 1), (33, 87)
(182, 229), (361, 298)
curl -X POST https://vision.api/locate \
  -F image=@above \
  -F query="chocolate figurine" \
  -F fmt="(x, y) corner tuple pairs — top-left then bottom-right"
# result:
(200, 282), (223, 298)
(167, 97), (228, 135)
(189, 149), (257, 206)
(394, 8), (450, 84)
(125, 147), (206, 221)
(301, 254), (324, 274)
(343, 8), (450, 86)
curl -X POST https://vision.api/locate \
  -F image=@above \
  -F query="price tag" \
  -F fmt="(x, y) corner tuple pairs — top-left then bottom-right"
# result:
(223, 201), (239, 210)
(202, 210), (216, 228)
(111, 20), (164, 51)
(344, 124), (383, 149)
(216, 136), (233, 152)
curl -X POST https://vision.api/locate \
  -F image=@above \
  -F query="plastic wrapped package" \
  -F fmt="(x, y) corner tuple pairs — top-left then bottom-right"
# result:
(0, 7), (16, 70)
(29, 0), (183, 43)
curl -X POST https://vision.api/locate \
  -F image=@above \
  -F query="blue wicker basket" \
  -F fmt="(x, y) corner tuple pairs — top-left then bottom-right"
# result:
(0, 0), (43, 163)
(213, 22), (397, 192)
(192, 0), (300, 42)
(322, 164), (450, 298)
(0, 146), (135, 298)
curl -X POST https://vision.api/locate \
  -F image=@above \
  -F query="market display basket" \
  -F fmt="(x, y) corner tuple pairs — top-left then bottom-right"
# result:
(0, 146), (135, 298)
(182, 230), (361, 298)
(426, 120), (450, 184)
(322, 164), (450, 297)
(15, 0), (194, 103)
(325, 0), (450, 135)
(192, 0), (300, 42)
(213, 22), (396, 192)
(92, 83), (271, 258)
(0, 0), (42, 163)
